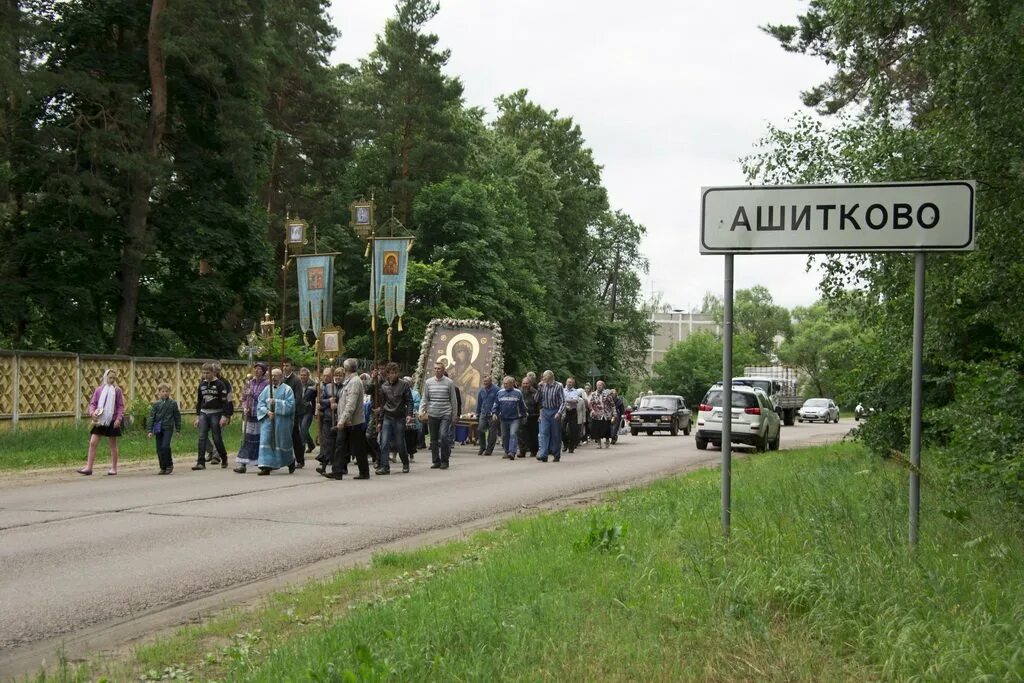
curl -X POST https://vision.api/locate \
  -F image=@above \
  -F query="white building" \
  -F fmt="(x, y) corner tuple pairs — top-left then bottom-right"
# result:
(645, 307), (719, 375)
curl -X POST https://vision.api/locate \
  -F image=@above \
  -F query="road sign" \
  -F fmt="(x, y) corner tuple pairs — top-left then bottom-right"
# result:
(700, 181), (975, 254)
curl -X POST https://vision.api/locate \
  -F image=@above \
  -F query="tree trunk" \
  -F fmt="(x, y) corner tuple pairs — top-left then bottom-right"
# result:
(112, 0), (168, 353)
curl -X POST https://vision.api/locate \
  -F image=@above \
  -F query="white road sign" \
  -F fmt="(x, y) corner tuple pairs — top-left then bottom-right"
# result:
(700, 181), (975, 254)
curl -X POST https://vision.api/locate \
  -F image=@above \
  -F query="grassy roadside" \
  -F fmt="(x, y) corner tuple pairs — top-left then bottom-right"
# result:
(0, 422), (242, 472)
(28, 442), (1024, 681)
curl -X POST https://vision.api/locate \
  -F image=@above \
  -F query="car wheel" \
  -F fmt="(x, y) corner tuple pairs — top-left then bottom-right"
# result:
(769, 430), (780, 451)
(798, 418), (803, 423)
(756, 436), (767, 452)
(630, 428), (638, 437)
(695, 437), (707, 450)
(646, 429), (654, 435)
(834, 415), (840, 423)
(683, 420), (691, 436)
(670, 421), (679, 437)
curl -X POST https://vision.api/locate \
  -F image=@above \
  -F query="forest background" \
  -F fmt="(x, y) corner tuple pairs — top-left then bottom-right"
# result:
(0, 0), (652, 388)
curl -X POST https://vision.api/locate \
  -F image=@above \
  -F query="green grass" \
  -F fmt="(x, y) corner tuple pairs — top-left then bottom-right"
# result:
(0, 421), (242, 472)
(27, 443), (1024, 681)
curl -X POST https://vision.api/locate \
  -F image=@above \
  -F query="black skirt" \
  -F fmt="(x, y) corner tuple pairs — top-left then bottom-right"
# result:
(90, 424), (122, 438)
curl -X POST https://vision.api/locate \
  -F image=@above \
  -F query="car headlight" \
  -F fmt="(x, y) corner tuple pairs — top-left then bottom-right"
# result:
(661, 416), (672, 422)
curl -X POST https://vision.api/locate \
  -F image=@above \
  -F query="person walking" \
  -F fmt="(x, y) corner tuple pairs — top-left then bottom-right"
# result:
(281, 359), (308, 468)
(256, 368), (296, 475)
(588, 380), (616, 449)
(610, 389), (626, 444)
(374, 362), (414, 475)
(476, 375), (500, 456)
(192, 363), (231, 470)
(146, 382), (182, 474)
(517, 375), (540, 459)
(298, 367), (317, 455)
(314, 367), (340, 474)
(536, 370), (564, 462)
(493, 376), (527, 459)
(332, 358), (369, 480)
(581, 383), (592, 444)
(405, 376), (421, 458)
(78, 369), (126, 475)
(421, 361), (458, 470)
(561, 377), (582, 454)
(233, 362), (269, 474)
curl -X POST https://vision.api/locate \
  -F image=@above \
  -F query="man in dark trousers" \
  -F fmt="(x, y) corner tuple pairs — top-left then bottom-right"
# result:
(476, 375), (499, 455)
(282, 358), (307, 468)
(518, 375), (540, 459)
(331, 358), (370, 480)
(374, 362), (414, 474)
(192, 362), (232, 470)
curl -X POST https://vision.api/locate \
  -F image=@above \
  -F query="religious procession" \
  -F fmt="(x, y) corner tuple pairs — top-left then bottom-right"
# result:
(75, 201), (629, 480)
(77, 358), (628, 480)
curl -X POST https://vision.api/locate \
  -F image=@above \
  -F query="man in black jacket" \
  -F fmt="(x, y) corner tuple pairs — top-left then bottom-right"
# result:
(518, 375), (540, 459)
(373, 362), (413, 474)
(282, 359), (307, 468)
(192, 363), (232, 470)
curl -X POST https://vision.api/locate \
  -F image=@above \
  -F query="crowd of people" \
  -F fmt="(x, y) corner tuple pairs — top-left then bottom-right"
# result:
(76, 359), (631, 479)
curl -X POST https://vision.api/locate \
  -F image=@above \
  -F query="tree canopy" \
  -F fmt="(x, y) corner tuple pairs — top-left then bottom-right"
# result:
(755, 0), (1024, 505)
(0, 0), (652, 383)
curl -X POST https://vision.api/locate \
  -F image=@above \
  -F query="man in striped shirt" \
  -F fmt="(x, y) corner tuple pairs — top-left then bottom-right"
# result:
(536, 370), (564, 462)
(421, 362), (458, 469)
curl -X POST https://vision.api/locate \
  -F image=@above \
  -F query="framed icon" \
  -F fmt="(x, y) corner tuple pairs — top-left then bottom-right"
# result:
(382, 251), (400, 275)
(321, 330), (340, 353)
(286, 221), (306, 244)
(356, 206), (370, 225)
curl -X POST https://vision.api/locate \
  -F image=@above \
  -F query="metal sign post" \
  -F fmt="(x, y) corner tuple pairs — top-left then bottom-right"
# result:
(700, 181), (975, 545)
(909, 252), (925, 544)
(721, 255), (734, 537)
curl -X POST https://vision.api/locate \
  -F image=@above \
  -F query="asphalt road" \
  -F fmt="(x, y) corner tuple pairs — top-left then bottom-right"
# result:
(0, 420), (850, 677)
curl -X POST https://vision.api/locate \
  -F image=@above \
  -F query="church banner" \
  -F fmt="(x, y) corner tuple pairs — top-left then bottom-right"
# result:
(371, 237), (413, 330)
(296, 254), (335, 338)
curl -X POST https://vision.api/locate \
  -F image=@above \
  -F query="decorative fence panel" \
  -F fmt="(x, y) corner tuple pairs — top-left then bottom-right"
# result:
(0, 350), (252, 430)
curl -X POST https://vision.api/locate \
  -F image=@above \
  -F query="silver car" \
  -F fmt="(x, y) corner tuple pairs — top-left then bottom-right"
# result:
(798, 398), (839, 423)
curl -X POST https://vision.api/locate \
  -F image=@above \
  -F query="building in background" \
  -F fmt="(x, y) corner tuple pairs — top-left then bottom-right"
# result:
(645, 307), (719, 376)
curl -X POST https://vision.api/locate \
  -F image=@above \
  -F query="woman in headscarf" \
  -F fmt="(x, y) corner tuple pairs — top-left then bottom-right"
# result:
(234, 362), (269, 473)
(78, 369), (126, 475)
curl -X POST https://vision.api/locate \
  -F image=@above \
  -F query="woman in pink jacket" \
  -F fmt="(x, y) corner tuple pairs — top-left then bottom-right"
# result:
(78, 369), (126, 475)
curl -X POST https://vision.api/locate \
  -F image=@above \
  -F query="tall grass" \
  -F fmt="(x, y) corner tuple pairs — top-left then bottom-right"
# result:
(0, 421), (242, 472)
(238, 443), (1024, 681)
(27, 443), (1024, 681)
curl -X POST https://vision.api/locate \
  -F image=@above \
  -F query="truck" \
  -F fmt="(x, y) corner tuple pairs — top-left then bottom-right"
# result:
(740, 366), (803, 426)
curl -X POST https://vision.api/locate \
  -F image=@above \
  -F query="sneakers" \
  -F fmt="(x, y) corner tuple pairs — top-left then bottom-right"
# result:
(210, 454), (221, 465)
(233, 465), (247, 474)
(402, 465), (410, 473)
(375, 467), (390, 476)
(220, 458), (228, 468)
(191, 463), (205, 470)
(430, 463), (442, 469)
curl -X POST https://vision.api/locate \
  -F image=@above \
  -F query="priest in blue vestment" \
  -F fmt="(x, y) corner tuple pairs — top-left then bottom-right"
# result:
(257, 368), (296, 475)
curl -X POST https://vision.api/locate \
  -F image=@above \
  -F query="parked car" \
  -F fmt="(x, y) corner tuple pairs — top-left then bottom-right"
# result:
(695, 385), (781, 452)
(798, 398), (839, 423)
(629, 394), (691, 436)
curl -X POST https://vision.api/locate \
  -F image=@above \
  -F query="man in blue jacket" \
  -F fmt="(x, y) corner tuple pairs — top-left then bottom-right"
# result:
(476, 375), (500, 456)
(492, 376), (527, 460)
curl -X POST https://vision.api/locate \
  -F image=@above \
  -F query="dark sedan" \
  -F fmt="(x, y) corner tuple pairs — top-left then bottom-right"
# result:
(629, 394), (692, 436)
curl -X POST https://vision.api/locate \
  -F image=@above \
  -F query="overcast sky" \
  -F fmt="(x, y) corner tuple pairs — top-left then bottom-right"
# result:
(327, 1), (834, 311)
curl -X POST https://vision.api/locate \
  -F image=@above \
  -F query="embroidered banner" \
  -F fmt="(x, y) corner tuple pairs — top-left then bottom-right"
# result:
(370, 237), (413, 330)
(296, 254), (335, 337)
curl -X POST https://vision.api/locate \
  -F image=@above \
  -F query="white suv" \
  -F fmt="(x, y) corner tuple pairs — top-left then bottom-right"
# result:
(695, 385), (781, 452)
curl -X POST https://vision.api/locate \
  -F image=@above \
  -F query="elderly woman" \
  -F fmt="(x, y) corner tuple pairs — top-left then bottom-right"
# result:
(234, 362), (269, 473)
(78, 369), (126, 475)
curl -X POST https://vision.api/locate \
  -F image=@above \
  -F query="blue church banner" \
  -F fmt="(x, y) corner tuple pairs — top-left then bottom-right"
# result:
(371, 237), (413, 330)
(296, 254), (335, 338)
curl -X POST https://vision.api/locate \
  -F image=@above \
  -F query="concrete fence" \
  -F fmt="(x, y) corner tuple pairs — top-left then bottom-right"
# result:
(0, 350), (253, 431)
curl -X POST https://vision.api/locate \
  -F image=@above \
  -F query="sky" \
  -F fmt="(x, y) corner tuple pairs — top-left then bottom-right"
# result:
(327, 1), (834, 311)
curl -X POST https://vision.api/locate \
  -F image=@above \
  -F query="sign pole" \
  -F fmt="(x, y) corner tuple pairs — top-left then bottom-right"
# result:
(722, 254), (734, 537)
(909, 252), (926, 546)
